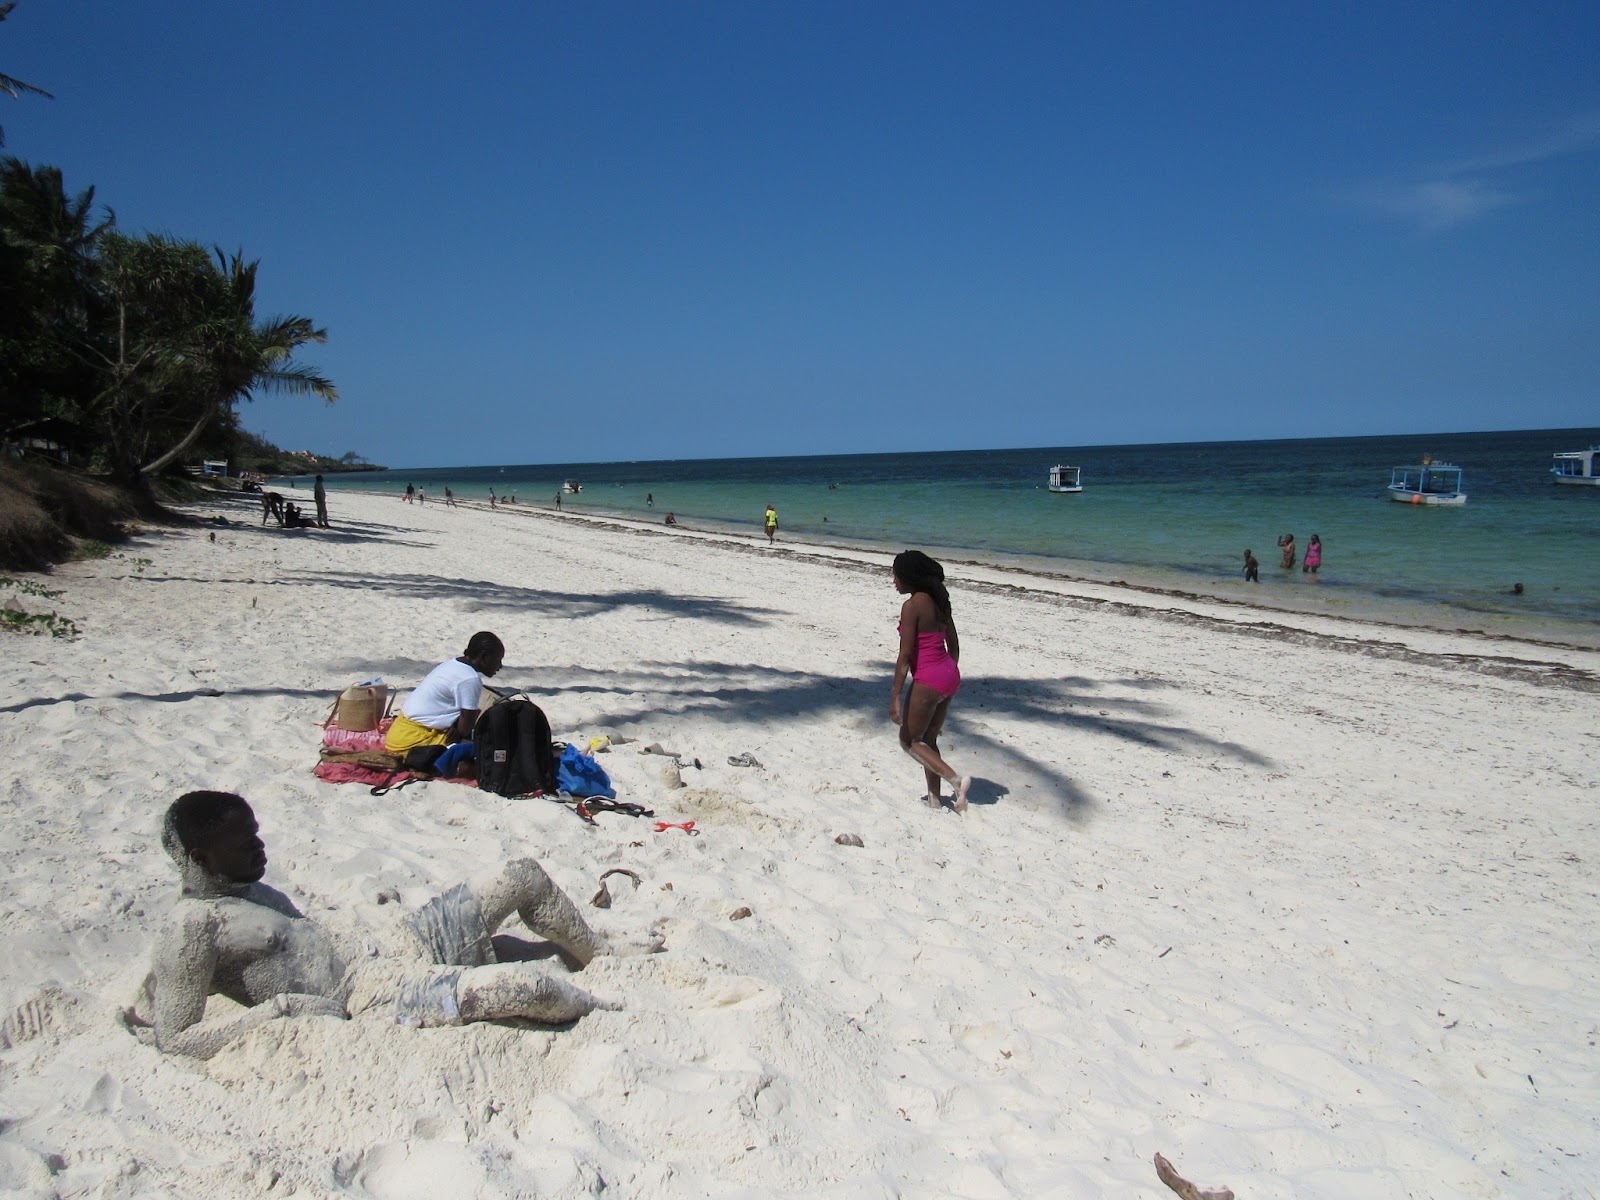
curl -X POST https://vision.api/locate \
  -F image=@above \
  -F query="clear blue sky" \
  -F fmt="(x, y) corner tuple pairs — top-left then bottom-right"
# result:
(6, 1), (1597, 467)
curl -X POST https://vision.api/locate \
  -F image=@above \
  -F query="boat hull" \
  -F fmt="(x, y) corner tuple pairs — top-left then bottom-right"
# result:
(1047, 485), (1083, 494)
(1553, 475), (1600, 487)
(1388, 488), (1466, 506)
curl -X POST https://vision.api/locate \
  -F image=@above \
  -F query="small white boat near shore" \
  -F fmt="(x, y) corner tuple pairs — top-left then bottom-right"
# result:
(1551, 447), (1600, 487)
(1388, 461), (1466, 505)
(562, 479), (583, 494)
(1047, 464), (1083, 493)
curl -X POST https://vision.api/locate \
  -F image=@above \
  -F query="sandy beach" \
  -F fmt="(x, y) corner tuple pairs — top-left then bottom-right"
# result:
(2, 484), (1597, 1199)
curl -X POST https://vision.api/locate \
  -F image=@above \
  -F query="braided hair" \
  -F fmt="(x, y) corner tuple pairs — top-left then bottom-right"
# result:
(893, 550), (952, 624)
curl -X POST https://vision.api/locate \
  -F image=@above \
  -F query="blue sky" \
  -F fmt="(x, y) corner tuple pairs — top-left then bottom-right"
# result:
(6, 1), (1597, 467)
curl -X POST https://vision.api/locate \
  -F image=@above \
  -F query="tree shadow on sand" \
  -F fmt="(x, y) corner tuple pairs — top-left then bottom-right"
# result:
(516, 660), (1272, 827)
(262, 569), (784, 627)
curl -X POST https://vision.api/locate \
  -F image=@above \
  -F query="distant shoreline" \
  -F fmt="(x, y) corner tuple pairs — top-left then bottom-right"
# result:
(285, 477), (1600, 656)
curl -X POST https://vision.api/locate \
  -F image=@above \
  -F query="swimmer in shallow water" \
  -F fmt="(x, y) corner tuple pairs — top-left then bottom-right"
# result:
(145, 791), (660, 1058)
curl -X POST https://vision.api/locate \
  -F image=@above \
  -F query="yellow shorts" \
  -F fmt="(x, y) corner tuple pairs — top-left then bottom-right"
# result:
(384, 712), (450, 754)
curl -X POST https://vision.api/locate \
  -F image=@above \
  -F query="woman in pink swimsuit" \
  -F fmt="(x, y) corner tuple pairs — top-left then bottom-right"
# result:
(889, 550), (972, 812)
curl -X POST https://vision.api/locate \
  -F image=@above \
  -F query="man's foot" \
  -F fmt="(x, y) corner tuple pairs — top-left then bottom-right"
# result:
(952, 777), (972, 813)
(922, 793), (942, 810)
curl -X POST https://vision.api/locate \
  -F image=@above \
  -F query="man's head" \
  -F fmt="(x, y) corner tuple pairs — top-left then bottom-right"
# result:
(162, 791), (267, 886)
(315, 474), (324, 482)
(463, 631), (505, 677)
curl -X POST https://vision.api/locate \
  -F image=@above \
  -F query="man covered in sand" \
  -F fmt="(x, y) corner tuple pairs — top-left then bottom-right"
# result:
(149, 790), (655, 1059)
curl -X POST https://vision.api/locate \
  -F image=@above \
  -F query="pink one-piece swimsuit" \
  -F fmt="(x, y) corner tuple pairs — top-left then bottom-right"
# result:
(900, 621), (961, 699)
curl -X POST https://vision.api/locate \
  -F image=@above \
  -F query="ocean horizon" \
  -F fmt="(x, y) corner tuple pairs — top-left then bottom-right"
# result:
(281, 426), (1600, 640)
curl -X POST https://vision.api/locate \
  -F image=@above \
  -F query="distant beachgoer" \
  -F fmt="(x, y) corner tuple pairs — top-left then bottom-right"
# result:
(554, 492), (562, 510)
(890, 550), (971, 813)
(1303, 534), (1322, 575)
(1509, 582), (1525, 595)
(663, 512), (677, 526)
(646, 493), (654, 509)
(444, 486), (457, 508)
(385, 632), (504, 755)
(764, 505), (778, 544)
(404, 483), (415, 504)
(418, 488), (427, 505)
(1278, 532), (1296, 570)
(147, 790), (653, 1058)
(1243, 549), (1259, 583)
(489, 488), (497, 509)
(313, 475), (329, 528)
(261, 491), (285, 526)
(508, 494), (516, 505)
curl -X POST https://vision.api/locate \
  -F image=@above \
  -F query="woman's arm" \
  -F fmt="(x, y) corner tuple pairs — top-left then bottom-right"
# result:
(945, 612), (960, 664)
(889, 596), (924, 722)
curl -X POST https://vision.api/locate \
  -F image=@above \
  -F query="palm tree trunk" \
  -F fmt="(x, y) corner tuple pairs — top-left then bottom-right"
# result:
(140, 405), (213, 476)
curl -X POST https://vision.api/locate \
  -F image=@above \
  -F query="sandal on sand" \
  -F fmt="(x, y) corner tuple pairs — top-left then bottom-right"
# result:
(727, 752), (762, 768)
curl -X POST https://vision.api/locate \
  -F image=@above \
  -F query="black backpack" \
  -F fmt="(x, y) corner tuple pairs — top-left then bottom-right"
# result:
(473, 697), (556, 797)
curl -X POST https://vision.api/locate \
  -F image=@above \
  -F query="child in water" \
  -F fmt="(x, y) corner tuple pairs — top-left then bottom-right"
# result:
(1243, 549), (1259, 583)
(1303, 534), (1322, 575)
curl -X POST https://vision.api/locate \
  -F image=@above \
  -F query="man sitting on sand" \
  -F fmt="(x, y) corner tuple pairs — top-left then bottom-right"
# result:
(148, 790), (653, 1058)
(385, 631), (502, 756)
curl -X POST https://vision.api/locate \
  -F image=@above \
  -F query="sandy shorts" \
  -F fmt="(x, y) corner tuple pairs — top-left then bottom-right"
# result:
(344, 883), (494, 1026)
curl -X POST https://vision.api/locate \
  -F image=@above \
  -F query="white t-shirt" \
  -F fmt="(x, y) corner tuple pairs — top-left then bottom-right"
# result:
(401, 658), (484, 730)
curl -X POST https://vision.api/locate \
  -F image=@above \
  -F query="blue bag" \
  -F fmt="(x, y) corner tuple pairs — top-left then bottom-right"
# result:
(556, 743), (615, 799)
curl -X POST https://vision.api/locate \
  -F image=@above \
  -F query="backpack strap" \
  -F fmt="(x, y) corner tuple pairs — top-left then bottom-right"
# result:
(369, 773), (424, 797)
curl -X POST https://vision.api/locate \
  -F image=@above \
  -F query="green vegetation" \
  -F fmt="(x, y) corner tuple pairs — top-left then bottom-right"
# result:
(0, 575), (78, 638)
(1, 155), (338, 492)
(0, 59), (359, 568)
(229, 428), (385, 478)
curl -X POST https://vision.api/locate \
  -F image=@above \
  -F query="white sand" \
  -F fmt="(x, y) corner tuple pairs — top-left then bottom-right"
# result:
(1, 486), (1597, 1199)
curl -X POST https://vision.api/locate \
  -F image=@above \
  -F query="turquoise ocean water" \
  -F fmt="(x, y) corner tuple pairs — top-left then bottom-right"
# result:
(287, 428), (1600, 639)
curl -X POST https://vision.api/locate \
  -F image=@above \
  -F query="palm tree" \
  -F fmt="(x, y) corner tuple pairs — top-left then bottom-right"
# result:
(88, 234), (337, 486)
(140, 251), (339, 476)
(0, 157), (107, 430)
(0, 3), (53, 148)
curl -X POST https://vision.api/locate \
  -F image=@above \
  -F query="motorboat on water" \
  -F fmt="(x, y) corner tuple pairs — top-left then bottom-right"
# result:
(562, 479), (583, 494)
(1047, 464), (1083, 493)
(1387, 461), (1466, 505)
(1551, 446), (1600, 487)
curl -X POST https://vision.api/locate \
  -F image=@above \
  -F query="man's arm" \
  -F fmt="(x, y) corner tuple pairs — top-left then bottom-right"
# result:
(151, 906), (342, 1060)
(451, 708), (480, 742)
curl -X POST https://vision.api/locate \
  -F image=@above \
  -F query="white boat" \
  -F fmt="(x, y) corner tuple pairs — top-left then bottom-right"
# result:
(1047, 464), (1083, 493)
(561, 479), (583, 494)
(1551, 447), (1600, 487)
(1388, 461), (1466, 505)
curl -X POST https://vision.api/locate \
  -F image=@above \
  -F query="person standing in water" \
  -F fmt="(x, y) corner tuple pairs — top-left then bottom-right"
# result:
(1278, 532), (1296, 569)
(1243, 549), (1259, 583)
(1303, 534), (1322, 575)
(889, 550), (971, 812)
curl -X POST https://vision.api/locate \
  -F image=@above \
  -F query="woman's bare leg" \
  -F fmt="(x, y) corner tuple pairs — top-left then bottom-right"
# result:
(899, 684), (967, 810)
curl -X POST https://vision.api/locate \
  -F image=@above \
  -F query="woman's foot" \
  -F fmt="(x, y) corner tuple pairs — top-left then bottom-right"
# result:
(951, 777), (972, 813)
(923, 792), (942, 810)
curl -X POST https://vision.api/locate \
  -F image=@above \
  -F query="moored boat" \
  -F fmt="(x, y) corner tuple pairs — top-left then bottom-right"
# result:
(1047, 464), (1083, 493)
(1551, 447), (1600, 487)
(1388, 461), (1466, 505)
(562, 479), (583, 494)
